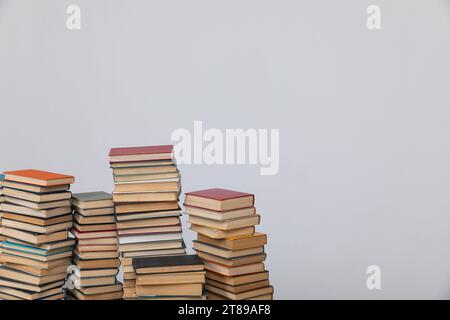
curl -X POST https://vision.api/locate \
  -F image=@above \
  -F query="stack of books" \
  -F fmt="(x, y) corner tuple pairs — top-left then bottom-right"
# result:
(0, 174), (4, 244)
(0, 169), (75, 300)
(133, 254), (205, 300)
(108, 145), (185, 299)
(66, 191), (122, 300)
(184, 188), (273, 300)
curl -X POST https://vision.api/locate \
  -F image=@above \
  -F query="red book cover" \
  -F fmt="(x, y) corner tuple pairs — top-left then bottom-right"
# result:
(185, 188), (254, 201)
(109, 145), (173, 157)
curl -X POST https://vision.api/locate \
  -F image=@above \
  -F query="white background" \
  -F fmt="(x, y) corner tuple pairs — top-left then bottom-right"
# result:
(1, 0), (450, 299)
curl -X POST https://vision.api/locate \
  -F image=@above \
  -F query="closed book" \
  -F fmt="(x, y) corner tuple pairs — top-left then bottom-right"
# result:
(0, 180), (70, 194)
(206, 285), (273, 300)
(115, 201), (179, 214)
(133, 254), (204, 274)
(185, 188), (254, 211)
(72, 191), (113, 209)
(114, 178), (180, 193)
(135, 283), (203, 297)
(204, 261), (265, 277)
(197, 233), (267, 250)
(0, 227), (68, 245)
(190, 225), (254, 239)
(113, 166), (178, 176)
(109, 145), (173, 163)
(116, 216), (180, 229)
(184, 205), (256, 221)
(4, 169), (75, 186)
(3, 188), (71, 203)
(5, 196), (71, 210)
(112, 190), (180, 203)
(1, 204), (71, 219)
(187, 215), (260, 231)
(118, 232), (182, 245)
(193, 241), (264, 259)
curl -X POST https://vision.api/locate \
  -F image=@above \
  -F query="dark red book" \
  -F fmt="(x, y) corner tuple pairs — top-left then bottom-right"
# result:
(184, 188), (254, 211)
(109, 145), (173, 163)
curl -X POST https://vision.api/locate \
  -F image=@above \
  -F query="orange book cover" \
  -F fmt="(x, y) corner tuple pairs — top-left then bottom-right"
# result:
(4, 169), (75, 186)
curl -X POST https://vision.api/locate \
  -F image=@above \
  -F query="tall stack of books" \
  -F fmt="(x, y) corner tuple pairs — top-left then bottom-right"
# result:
(66, 191), (122, 300)
(108, 145), (185, 299)
(184, 188), (273, 300)
(0, 169), (75, 300)
(133, 254), (205, 300)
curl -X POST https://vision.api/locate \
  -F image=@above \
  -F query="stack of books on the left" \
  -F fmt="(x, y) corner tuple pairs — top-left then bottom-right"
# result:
(133, 254), (205, 300)
(66, 191), (123, 300)
(0, 169), (75, 300)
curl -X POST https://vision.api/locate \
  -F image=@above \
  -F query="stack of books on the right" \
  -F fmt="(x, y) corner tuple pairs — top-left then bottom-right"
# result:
(184, 188), (273, 300)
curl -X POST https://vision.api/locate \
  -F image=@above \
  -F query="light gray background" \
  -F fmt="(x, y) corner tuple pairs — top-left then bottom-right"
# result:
(1, 0), (450, 299)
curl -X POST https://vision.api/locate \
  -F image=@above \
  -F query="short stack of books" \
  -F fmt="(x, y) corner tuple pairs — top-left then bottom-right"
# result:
(0, 169), (75, 300)
(184, 188), (273, 300)
(133, 254), (205, 300)
(66, 191), (122, 300)
(108, 145), (185, 299)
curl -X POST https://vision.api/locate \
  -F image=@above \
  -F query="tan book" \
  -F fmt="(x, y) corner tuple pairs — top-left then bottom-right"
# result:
(75, 207), (115, 216)
(77, 244), (118, 252)
(118, 225), (182, 236)
(5, 196), (71, 210)
(0, 247), (72, 263)
(206, 278), (270, 294)
(0, 286), (62, 300)
(0, 180), (69, 194)
(0, 227), (68, 245)
(73, 256), (120, 269)
(78, 283), (122, 295)
(77, 237), (117, 246)
(206, 284), (273, 300)
(206, 270), (269, 286)
(71, 191), (113, 209)
(114, 178), (180, 193)
(196, 251), (266, 267)
(1, 219), (72, 234)
(114, 172), (179, 183)
(113, 165), (177, 175)
(73, 222), (116, 232)
(0, 267), (66, 286)
(116, 217), (180, 229)
(72, 268), (119, 278)
(1, 204), (71, 219)
(2, 212), (72, 227)
(193, 241), (264, 259)
(122, 248), (186, 258)
(197, 233), (267, 250)
(115, 201), (179, 214)
(188, 215), (260, 231)
(0, 278), (64, 293)
(0, 253), (71, 269)
(71, 228), (117, 240)
(69, 289), (123, 300)
(137, 271), (205, 285)
(113, 190), (180, 203)
(119, 240), (183, 253)
(111, 160), (174, 168)
(3, 188), (71, 203)
(136, 283), (204, 297)
(74, 213), (115, 225)
(190, 225), (254, 239)
(115, 210), (180, 221)
(3, 263), (68, 277)
(72, 275), (116, 287)
(204, 261), (265, 276)
(5, 238), (75, 251)
(184, 205), (256, 221)
(75, 249), (119, 260)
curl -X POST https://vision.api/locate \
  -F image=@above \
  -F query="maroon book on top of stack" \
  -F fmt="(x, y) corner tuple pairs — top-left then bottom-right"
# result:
(108, 145), (187, 300)
(184, 188), (273, 300)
